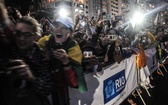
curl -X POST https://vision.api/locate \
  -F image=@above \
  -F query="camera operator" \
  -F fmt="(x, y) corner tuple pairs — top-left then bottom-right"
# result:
(80, 42), (103, 79)
(37, 16), (87, 105)
(82, 44), (95, 72)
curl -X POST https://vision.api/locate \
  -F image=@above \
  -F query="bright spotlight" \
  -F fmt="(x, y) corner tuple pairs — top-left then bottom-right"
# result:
(59, 8), (68, 17)
(133, 12), (144, 24)
(131, 12), (144, 28)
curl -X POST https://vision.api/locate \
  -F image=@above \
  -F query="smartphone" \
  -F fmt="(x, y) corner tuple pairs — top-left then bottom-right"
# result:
(83, 51), (93, 58)
(53, 43), (62, 49)
(108, 35), (118, 41)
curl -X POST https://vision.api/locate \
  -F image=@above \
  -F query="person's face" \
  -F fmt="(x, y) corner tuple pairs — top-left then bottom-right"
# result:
(53, 22), (71, 43)
(7, 7), (13, 14)
(156, 29), (164, 41)
(116, 21), (124, 30)
(15, 23), (36, 50)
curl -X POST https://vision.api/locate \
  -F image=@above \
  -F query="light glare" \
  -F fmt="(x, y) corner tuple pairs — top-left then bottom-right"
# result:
(132, 12), (144, 24)
(59, 8), (68, 17)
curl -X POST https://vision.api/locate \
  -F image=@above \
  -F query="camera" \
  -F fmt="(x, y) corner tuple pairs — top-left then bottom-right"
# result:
(108, 35), (118, 41)
(53, 43), (62, 49)
(83, 51), (93, 59)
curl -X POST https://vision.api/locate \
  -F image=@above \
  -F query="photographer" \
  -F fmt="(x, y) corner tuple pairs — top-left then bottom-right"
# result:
(37, 16), (87, 105)
(102, 28), (124, 64)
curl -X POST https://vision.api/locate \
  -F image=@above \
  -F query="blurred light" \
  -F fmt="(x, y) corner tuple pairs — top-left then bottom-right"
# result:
(149, 4), (152, 7)
(80, 4), (83, 8)
(79, 10), (83, 13)
(81, 21), (86, 27)
(75, 8), (79, 12)
(133, 12), (144, 24)
(59, 8), (68, 17)
(131, 12), (144, 27)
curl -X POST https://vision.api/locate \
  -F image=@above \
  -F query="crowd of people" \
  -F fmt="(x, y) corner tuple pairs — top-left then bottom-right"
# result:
(0, 2), (168, 105)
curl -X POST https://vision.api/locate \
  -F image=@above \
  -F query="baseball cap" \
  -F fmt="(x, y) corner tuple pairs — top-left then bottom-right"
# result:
(53, 16), (74, 31)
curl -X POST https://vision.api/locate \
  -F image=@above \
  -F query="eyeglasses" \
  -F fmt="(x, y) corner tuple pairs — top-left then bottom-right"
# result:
(14, 30), (35, 37)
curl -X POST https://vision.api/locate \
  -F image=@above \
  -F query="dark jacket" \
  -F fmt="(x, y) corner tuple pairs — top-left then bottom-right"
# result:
(0, 26), (52, 105)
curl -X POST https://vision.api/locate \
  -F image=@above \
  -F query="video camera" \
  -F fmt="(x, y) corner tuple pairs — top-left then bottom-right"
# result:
(53, 43), (62, 49)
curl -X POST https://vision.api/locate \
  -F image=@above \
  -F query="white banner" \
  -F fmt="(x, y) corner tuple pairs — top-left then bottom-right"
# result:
(140, 66), (150, 83)
(69, 55), (138, 105)
(145, 48), (158, 74)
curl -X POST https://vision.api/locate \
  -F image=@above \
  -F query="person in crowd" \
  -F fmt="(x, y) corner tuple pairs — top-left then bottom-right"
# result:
(0, 3), (52, 105)
(121, 35), (132, 58)
(152, 26), (168, 77)
(40, 17), (52, 37)
(101, 28), (123, 64)
(115, 20), (126, 37)
(37, 16), (87, 105)
(154, 26), (167, 63)
(93, 32), (106, 57)
(6, 6), (22, 23)
(74, 28), (102, 73)
(81, 43), (96, 72)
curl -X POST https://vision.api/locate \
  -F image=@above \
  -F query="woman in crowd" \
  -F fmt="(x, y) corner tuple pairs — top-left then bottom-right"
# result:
(101, 28), (123, 64)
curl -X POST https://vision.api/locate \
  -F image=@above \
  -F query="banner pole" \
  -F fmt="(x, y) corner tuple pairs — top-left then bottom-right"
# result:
(162, 64), (168, 73)
(137, 68), (147, 105)
(143, 84), (151, 97)
(139, 69), (152, 97)
(158, 67), (164, 76)
(136, 88), (146, 105)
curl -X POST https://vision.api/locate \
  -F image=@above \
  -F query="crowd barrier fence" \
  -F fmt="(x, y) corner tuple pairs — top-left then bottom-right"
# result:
(68, 48), (167, 105)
